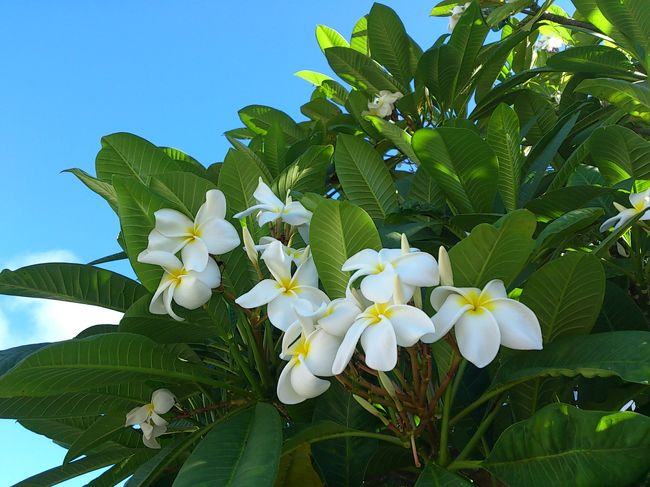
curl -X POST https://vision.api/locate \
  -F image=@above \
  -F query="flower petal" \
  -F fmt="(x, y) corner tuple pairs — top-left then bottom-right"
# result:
(360, 267), (396, 303)
(281, 320), (303, 360)
(629, 191), (650, 211)
(282, 201), (312, 226)
(291, 360), (331, 399)
(233, 204), (268, 220)
(267, 293), (303, 331)
(388, 305), (435, 347)
(196, 189), (227, 225)
(360, 318), (398, 371)
(140, 421), (154, 439)
(146, 230), (187, 254)
(318, 299), (361, 337)
(332, 319), (371, 375)
(294, 286), (330, 309)
(163, 283), (184, 321)
(481, 279), (508, 302)
(613, 209), (638, 230)
(152, 389), (176, 414)
(277, 361), (305, 405)
(142, 425), (166, 449)
(430, 295), (472, 342)
(438, 246), (454, 286)
(125, 405), (149, 426)
(599, 214), (622, 232)
(455, 310), (501, 368)
(393, 252), (440, 287)
(258, 209), (282, 227)
(191, 257), (221, 289)
(149, 412), (169, 427)
(303, 329), (341, 377)
(154, 209), (194, 237)
(174, 277), (212, 310)
(292, 256), (318, 288)
(180, 238), (209, 272)
(137, 250), (183, 271)
(253, 178), (284, 208)
(297, 224), (310, 244)
(262, 240), (292, 283)
(199, 219), (241, 255)
(430, 286), (478, 310)
(235, 279), (282, 309)
(149, 276), (174, 316)
(488, 299), (543, 350)
(342, 249), (379, 271)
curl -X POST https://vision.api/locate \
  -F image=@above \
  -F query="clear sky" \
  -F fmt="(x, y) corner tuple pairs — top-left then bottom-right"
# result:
(0, 1), (572, 484)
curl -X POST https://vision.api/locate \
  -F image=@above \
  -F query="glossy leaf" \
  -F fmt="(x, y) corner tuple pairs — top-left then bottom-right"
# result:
(149, 172), (217, 217)
(576, 78), (650, 122)
(325, 46), (403, 94)
(414, 464), (473, 486)
(588, 125), (650, 186)
(487, 104), (523, 212)
(368, 3), (412, 89)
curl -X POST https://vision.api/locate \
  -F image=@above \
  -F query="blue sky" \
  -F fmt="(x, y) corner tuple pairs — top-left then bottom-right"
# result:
(0, 1), (573, 484)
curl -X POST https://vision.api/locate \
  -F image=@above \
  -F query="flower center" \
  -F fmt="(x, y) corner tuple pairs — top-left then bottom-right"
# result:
(365, 302), (392, 325)
(374, 262), (386, 273)
(633, 197), (649, 212)
(145, 403), (156, 416)
(168, 268), (187, 285)
(290, 337), (310, 364)
(458, 290), (494, 314)
(187, 225), (202, 240)
(277, 277), (299, 295)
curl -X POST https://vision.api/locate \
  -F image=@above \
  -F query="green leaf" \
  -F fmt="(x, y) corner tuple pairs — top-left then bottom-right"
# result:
(95, 132), (180, 185)
(311, 382), (380, 487)
(367, 3), (412, 88)
(525, 185), (611, 221)
(414, 464), (473, 486)
(487, 104), (524, 212)
(173, 404), (281, 487)
(334, 134), (399, 218)
(64, 168), (119, 211)
(350, 15), (369, 54)
(149, 172), (217, 217)
(588, 125), (650, 186)
(325, 46), (403, 94)
(366, 115), (419, 164)
(596, 0), (650, 62)
(272, 145), (332, 197)
(416, 44), (461, 112)
(408, 167), (445, 208)
(520, 253), (605, 343)
(316, 25), (350, 53)
(86, 451), (157, 487)
(448, 210), (536, 288)
(0, 333), (217, 397)
(577, 78), (650, 122)
(87, 251), (128, 266)
(218, 148), (269, 218)
(490, 331), (650, 390)
(535, 208), (604, 250)
(0, 263), (145, 312)
(596, 282), (648, 332)
(275, 444), (323, 487)
(295, 70), (333, 87)
(412, 128), (498, 213)
(112, 176), (173, 291)
(485, 404), (650, 487)
(547, 45), (636, 76)
(160, 147), (206, 177)
(238, 106), (305, 144)
(310, 200), (381, 298)
(0, 343), (48, 375)
(13, 450), (128, 487)
(0, 392), (134, 419)
(65, 412), (127, 462)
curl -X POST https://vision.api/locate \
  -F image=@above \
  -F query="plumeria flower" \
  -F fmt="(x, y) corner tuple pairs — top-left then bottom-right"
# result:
(277, 301), (342, 404)
(140, 189), (240, 272)
(254, 236), (309, 266)
(332, 280), (435, 373)
(599, 188), (650, 232)
(343, 235), (439, 303)
(534, 35), (565, 53)
(430, 279), (543, 368)
(235, 240), (328, 331)
(233, 179), (312, 241)
(365, 90), (403, 118)
(448, 2), (470, 32)
(125, 389), (176, 449)
(138, 251), (221, 321)
(295, 296), (362, 338)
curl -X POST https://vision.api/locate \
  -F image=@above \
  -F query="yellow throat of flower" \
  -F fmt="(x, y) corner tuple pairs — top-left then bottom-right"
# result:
(168, 268), (187, 285)
(457, 290), (495, 314)
(366, 302), (392, 325)
(290, 337), (310, 364)
(277, 277), (299, 295)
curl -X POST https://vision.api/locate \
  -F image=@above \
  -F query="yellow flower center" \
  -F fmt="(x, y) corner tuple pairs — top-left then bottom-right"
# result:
(277, 277), (300, 296)
(366, 302), (392, 325)
(374, 262), (386, 273)
(457, 290), (495, 315)
(168, 268), (187, 285)
(187, 225), (203, 240)
(633, 197), (649, 212)
(146, 403), (156, 415)
(290, 337), (310, 365)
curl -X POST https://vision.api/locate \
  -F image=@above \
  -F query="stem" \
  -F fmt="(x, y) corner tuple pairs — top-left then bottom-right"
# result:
(410, 434), (421, 468)
(452, 397), (503, 464)
(437, 357), (466, 466)
(241, 318), (271, 391)
(446, 460), (482, 472)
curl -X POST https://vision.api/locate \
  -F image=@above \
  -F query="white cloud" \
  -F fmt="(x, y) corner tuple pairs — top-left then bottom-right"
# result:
(0, 250), (123, 350)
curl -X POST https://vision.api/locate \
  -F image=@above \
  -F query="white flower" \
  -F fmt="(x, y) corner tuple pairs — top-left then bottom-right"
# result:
(599, 188), (650, 232)
(276, 303), (342, 404)
(332, 299), (435, 374)
(233, 179), (312, 241)
(366, 91), (403, 118)
(296, 296), (362, 337)
(429, 279), (543, 368)
(342, 236), (439, 303)
(448, 3), (470, 32)
(254, 236), (309, 266)
(125, 388), (176, 449)
(140, 189), (240, 272)
(534, 35), (565, 53)
(235, 240), (328, 331)
(138, 251), (221, 321)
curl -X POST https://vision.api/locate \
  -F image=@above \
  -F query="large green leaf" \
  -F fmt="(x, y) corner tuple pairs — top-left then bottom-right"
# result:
(275, 444), (323, 487)
(547, 45), (636, 76)
(316, 24), (350, 52)
(485, 404), (650, 487)
(65, 412), (127, 463)
(173, 404), (281, 487)
(520, 252), (605, 343)
(0, 333), (217, 397)
(596, 0), (650, 62)
(366, 115), (419, 164)
(86, 450), (157, 487)
(272, 145), (332, 197)
(0, 262), (145, 312)
(525, 185), (611, 221)
(577, 78), (650, 122)
(95, 132), (180, 185)
(334, 134), (399, 218)
(113, 176), (173, 290)
(0, 392), (134, 419)
(218, 148), (269, 218)
(237, 105), (305, 144)
(310, 200), (381, 298)
(311, 382), (380, 487)
(448, 210), (536, 288)
(414, 464), (473, 486)
(64, 167), (119, 212)
(487, 104), (523, 212)
(367, 3), (412, 89)
(490, 331), (650, 391)
(412, 128), (498, 213)
(416, 45), (461, 112)
(535, 208), (604, 251)
(588, 125), (650, 186)
(325, 46), (403, 94)
(149, 172), (217, 217)
(408, 167), (445, 207)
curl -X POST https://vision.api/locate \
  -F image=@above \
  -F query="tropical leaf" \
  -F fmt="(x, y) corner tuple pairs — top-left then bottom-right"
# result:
(535, 208), (604, 251)
(367, 3), (412, 89)
(325, 46), (403, 94)
(64, 167), (119, 211)
(65, 412), (127, 463)
(272, 145), (333, 197)
(316, 25), (350, 52)
(0, 392), (134, 420)
(576, 78), (650, 122)
(414, 464), (473, 486)
(588, 125), (650, 186)
(149, 172), (217, 217)
(547, 45), (636, 76)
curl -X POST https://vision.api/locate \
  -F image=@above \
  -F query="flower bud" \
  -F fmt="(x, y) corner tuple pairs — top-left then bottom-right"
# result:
(353, 394), (390, 426)
(438, 246), (454, 286)
(242, 226), (258, 266)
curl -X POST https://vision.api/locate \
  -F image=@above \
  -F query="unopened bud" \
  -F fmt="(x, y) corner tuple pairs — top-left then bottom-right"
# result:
(438, 246), (454, 286)
(353, 394), (391, 426)
(242, 226), (258, 266)
(378, 371), (398, 401)
(400, 233), (410, 254)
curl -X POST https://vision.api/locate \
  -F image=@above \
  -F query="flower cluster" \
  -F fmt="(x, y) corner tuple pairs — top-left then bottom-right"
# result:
(125, 389), (176, 448)
(365, 91), (403, 118)
(138, 190), (240, 321)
